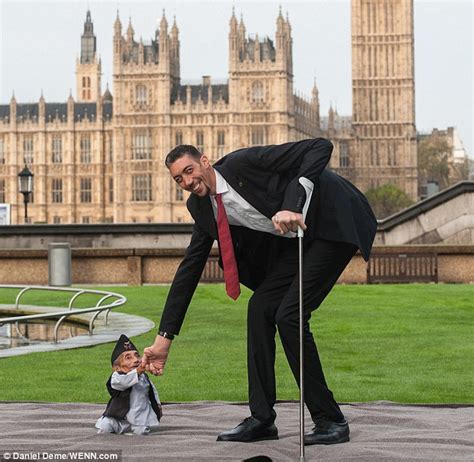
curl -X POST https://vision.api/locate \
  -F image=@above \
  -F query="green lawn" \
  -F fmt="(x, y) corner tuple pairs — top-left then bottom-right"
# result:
(0, 284), (472, 404)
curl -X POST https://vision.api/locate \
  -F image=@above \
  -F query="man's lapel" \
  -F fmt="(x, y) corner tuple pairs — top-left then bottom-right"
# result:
(187, 194), (217, 239)
(214, 163), (274, 219)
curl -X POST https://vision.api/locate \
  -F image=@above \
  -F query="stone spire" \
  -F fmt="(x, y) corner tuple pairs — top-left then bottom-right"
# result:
(171, 15), (179, 39)
(312, 77), (319, 101)
(114, 10), (122, 37)
(160, 9), (168, 34)
(328, 103), (335, 131)
(126, 17), (134, 42)
(277, 4), (284, 31)
(80, 9), (97, 64)
(230, 6), (238, 31)
(238, 13), (246, 39)
(103, 83), (113, 102)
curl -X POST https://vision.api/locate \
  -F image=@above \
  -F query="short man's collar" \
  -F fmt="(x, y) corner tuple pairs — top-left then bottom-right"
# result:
(213, 169), (229, 196)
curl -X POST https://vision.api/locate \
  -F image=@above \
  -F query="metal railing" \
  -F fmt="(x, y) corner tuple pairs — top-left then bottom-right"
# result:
(0, 285), (127, 343)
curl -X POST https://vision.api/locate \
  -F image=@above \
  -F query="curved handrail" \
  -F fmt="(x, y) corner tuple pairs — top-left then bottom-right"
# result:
(54, 293), (116, 341)
(89, 311), (102, 335)
(94, 294), (115, 328)
(0, 300), (125, 323)
(0, 285), (127, 344)
(15, 287), (32, 310)
(53, 315), (68, 343)
(13, 322), (30, 342)
(68, 290), (86, 310)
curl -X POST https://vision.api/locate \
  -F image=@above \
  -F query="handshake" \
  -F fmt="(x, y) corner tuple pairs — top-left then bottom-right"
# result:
(141, 334), (173, 376)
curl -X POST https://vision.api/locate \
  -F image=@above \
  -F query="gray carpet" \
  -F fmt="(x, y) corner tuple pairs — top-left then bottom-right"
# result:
(0, 401), (473, 461)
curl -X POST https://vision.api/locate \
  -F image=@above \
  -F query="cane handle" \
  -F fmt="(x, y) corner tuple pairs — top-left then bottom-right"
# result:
(297, 177), (314, 238)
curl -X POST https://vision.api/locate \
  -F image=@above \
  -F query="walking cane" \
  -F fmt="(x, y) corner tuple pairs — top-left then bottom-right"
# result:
(297, 177), (314, 462)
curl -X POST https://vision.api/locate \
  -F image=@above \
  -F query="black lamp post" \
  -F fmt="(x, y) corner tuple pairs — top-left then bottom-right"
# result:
(18, 165), (34, 223)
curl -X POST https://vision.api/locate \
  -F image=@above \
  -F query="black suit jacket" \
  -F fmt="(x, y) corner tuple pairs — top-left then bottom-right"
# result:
(159, 138), (377, 334)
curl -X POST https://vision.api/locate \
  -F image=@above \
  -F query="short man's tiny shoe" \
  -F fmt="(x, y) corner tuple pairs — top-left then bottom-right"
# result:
(217, 416), (278, 443)
(304, 419), (350, 445)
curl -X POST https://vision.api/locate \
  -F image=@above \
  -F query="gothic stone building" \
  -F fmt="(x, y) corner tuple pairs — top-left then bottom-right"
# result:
(349, 0), (417, 198)
(0, 1), (417, 225)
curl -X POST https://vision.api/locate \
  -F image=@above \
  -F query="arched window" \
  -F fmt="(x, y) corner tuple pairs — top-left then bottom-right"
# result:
(80, 134), (91, 164)
(51, 178), (63, 203)
(0, 137), (5, 165)
(132, 174), (152, 201)
(0, 179), (5, 203)
(217, 131), (225, 156)
(339, 142), (349, 168)
(196, 131), (204, 152)
(251, 81), (264, 103)
(136, 85), (148, 104)
(80, 177), (92, 203)
(52, 135), (62, 163)
(251, 127), (265, 146)
(175, 184), (183, 201)
(23, 136), (34, 165)
(132, 131), (152, 160)
(82, 76), (92, 100)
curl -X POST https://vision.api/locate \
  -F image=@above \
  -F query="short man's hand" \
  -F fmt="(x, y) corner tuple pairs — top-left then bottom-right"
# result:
(142, 335), (172, 376)
(136, 364), (146, 375)
(271, 210), (306, 235)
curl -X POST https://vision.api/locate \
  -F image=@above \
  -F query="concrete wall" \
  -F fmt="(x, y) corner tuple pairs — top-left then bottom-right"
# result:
(376, 182), (474, 245)
(0, 224), (193, 250)
(0, 245), (472, 286)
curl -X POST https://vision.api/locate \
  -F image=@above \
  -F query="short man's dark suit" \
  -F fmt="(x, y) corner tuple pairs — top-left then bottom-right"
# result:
(160, 137), (377, 424)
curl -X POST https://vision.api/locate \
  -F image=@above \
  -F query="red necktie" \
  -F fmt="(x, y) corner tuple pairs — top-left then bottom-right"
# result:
(215, 194), (240, 300)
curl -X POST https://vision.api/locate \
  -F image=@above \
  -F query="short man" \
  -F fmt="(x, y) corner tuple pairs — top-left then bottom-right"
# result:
(143, 138), (377, 445)
(96, 334), (162, 435)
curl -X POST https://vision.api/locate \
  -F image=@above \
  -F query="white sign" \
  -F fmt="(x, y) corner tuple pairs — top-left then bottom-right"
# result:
(0, 204), (11, 225)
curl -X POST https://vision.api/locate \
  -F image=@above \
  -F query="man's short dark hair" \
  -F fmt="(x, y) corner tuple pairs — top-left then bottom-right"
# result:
(165, 145), (202, 168)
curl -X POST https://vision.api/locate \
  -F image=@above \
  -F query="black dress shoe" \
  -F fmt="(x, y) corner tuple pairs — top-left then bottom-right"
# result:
(304, 419), (350, 445)
(217, 416), (278, 443)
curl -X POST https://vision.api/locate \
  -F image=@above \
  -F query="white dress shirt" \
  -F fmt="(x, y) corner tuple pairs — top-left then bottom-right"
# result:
(210, 169), (296, 238)
(95, 369), (161, 435)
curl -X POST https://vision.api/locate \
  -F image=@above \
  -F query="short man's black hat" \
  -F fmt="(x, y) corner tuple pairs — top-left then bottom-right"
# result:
(111, 334), (138, 365)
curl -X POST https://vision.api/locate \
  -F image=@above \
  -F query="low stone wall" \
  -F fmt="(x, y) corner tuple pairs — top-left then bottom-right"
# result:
(0, 245), (472, 286)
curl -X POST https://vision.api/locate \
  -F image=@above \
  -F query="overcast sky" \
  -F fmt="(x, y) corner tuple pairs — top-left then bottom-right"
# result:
(0, 0), (472, 156)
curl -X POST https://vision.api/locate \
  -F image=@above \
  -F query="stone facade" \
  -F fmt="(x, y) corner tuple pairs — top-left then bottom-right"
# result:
(111, 10), (320, 223)
(0, 93), (113, 225)
(349, 0), (418, 199)
(0, 9), (321, 224)
(0, 3), (418, 224)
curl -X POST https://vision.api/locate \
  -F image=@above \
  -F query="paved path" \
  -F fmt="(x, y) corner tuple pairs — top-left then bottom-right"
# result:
(0, 401), (472, 461)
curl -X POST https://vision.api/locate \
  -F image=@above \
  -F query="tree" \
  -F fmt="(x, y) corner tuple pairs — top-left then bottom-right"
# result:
(451, 158), (470, 184)
(418, 136), (451, 190)
(365, 184), (414, 219)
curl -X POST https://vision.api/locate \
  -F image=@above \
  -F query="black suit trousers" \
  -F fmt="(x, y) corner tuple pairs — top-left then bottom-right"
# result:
(247, 237), (358, 425)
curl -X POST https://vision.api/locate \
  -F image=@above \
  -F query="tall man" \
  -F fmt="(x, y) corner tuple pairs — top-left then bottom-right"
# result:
(143, 138), (377, 445)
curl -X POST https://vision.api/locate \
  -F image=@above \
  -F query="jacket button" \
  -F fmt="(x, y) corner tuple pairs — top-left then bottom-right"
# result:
(239, 182), (243, 187)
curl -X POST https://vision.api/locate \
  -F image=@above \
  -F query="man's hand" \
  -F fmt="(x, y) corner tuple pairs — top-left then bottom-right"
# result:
(271, 210), (306, 235)
(136, 364), (146, 375)
(141, 335), (172, 376)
